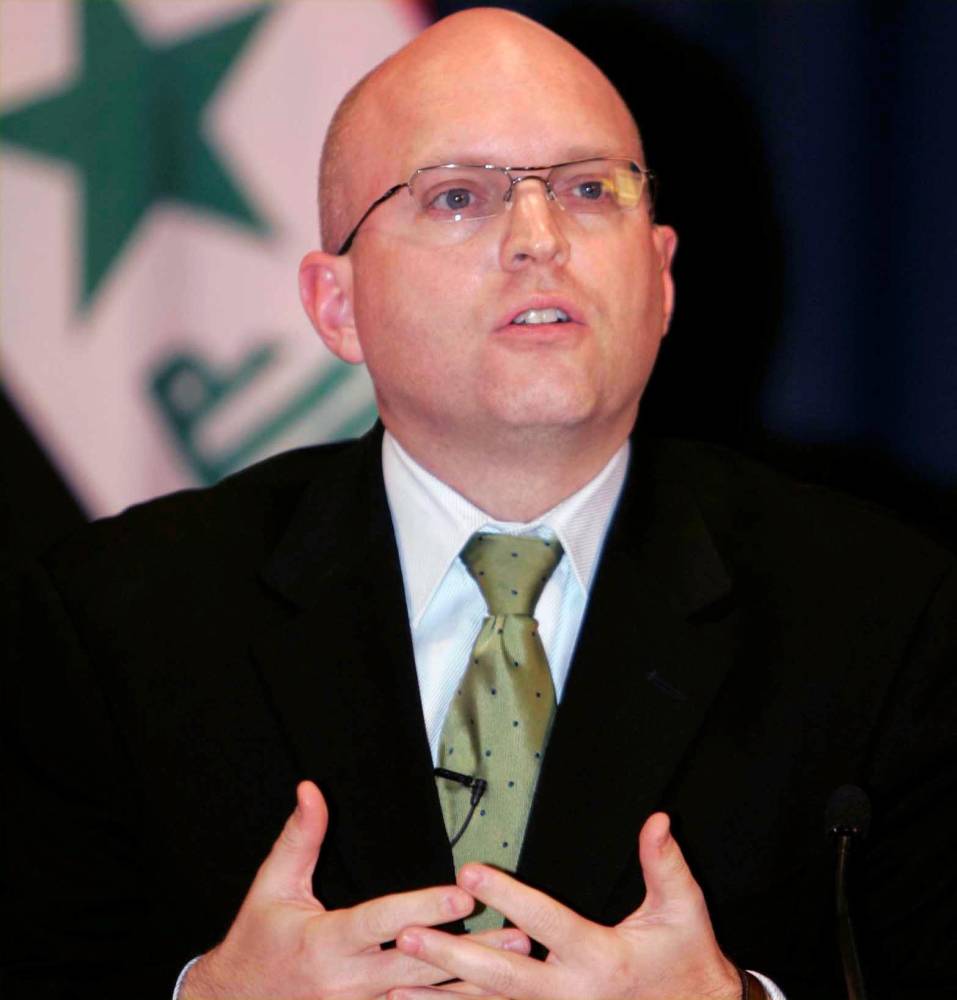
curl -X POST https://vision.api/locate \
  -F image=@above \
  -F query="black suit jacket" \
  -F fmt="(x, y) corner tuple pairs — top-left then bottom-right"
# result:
(3, 428), (956, 998)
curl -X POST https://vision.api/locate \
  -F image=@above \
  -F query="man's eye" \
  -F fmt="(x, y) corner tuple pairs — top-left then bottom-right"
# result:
(431, 187), (474, 211)
(572, 179), (608, 200)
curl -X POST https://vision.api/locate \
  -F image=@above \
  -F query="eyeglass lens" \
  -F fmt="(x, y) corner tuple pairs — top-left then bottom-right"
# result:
(409, 159), (646, 223)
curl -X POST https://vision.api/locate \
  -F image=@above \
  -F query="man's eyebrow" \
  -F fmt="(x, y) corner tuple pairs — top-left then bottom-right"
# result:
(412, 145), (624, 167)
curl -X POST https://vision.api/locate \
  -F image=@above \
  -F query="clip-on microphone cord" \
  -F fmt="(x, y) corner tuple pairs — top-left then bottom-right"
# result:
(435, 767), (488, 847)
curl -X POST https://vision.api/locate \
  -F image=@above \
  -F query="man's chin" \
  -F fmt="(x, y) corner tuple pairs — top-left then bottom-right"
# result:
(478, 381), (605, 432)
(479, 404), (607, 442)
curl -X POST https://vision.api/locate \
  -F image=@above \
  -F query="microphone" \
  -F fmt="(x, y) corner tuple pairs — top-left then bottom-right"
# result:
(435, 767), (488, 847)
(825, 785), (871, 1000)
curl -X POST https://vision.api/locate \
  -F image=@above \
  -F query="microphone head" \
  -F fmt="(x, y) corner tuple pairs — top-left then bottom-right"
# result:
(825, 784), (872, 839)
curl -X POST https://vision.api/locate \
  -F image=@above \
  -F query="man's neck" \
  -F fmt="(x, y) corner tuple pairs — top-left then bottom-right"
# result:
(383, 421), (634, 522)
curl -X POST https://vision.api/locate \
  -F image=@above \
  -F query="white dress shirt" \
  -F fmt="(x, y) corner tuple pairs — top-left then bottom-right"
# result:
(381, 430), (629, 762)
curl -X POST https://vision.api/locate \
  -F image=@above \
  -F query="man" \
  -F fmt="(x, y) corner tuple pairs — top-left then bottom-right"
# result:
(3, 9), (955, 1000)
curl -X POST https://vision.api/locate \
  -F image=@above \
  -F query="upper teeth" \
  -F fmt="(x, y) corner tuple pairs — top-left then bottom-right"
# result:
(512, 307), (570, 325)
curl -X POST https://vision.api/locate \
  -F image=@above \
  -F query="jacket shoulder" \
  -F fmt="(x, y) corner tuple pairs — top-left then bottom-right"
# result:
(36, 438), (368, 594)
(644, 437), (955, 592)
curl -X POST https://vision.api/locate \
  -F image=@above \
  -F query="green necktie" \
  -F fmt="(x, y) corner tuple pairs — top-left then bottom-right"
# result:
(437, 532), (564, 931)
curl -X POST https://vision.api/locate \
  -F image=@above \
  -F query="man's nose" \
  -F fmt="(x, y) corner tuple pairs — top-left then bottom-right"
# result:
(499, 178), (570, 271)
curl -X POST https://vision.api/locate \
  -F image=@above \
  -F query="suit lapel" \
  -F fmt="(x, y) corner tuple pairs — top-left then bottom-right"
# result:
(247, 431), (739, 921)
(518, 440), (739, 922)
(250, 430), (454, 905)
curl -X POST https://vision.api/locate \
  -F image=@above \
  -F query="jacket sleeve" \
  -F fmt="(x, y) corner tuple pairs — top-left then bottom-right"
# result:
(1, 558), (187, 999)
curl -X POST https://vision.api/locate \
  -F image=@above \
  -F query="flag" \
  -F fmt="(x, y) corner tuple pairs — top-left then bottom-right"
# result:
(1, 0), (424, 518)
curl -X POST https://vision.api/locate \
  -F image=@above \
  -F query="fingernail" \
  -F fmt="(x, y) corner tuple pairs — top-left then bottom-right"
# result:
(505, 934), (529, 952)
(458, 865), (482, 890)
(655, 814), (672, 848)
(398, 929), (422, 953)
(320, 267), (335, 284)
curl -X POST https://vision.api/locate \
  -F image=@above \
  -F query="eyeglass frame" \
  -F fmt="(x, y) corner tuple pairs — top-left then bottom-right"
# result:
(335, 156), (656, 255)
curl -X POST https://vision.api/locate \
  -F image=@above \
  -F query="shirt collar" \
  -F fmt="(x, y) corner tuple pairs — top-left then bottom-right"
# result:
(382, 430), (630, 627)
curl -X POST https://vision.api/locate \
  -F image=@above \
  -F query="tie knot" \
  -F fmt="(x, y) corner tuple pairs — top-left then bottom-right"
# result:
(460, 533), (564, 616)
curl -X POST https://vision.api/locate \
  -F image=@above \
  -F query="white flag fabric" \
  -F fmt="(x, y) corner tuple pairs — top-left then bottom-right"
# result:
(1, 0), (423, 517)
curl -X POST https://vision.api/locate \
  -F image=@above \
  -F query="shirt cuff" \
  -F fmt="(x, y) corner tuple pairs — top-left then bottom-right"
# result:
(172, 956), (201, 1000)
(750, 969), (786, 999)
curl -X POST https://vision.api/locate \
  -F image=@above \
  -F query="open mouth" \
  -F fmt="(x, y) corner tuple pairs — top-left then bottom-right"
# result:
(510, 307), (571, 326)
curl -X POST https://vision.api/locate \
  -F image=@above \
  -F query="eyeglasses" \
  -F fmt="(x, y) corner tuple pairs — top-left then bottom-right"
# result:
(336, 157), (655, 254)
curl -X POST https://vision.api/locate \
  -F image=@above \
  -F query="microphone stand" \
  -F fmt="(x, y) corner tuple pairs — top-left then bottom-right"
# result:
(826, 785), (871, 1000)
(833, 831), (868, 1000)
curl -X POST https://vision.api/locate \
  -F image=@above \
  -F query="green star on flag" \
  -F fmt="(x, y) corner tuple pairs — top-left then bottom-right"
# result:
(0, 0), (269, 308)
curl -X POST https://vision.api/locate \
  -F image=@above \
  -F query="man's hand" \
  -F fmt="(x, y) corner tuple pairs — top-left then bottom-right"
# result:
(181, 782), (531, 1000)
(388, 813), (741, 1000)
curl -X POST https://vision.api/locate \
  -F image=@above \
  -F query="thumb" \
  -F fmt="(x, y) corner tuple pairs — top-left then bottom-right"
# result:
(637, 812), (702, 912)
(254, 780), (329, 901)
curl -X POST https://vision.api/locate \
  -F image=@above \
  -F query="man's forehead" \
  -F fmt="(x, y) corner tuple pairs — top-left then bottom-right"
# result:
(362, 45), (638, 176)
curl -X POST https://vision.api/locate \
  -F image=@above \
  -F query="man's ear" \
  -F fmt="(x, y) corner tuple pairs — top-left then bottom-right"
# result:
(299, 251), (364, 364)
(652, 224), (678, 335)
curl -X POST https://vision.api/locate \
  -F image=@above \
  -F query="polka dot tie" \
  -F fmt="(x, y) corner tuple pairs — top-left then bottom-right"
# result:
(437, 532), (564, 930)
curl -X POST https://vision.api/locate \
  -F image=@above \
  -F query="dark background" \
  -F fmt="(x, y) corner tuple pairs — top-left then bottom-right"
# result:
(436, 0), (957, 548)
(6, 0), (956, 564)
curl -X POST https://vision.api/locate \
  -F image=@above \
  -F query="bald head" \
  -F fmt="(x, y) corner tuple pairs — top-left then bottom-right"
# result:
(318, 8), (642, 253)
